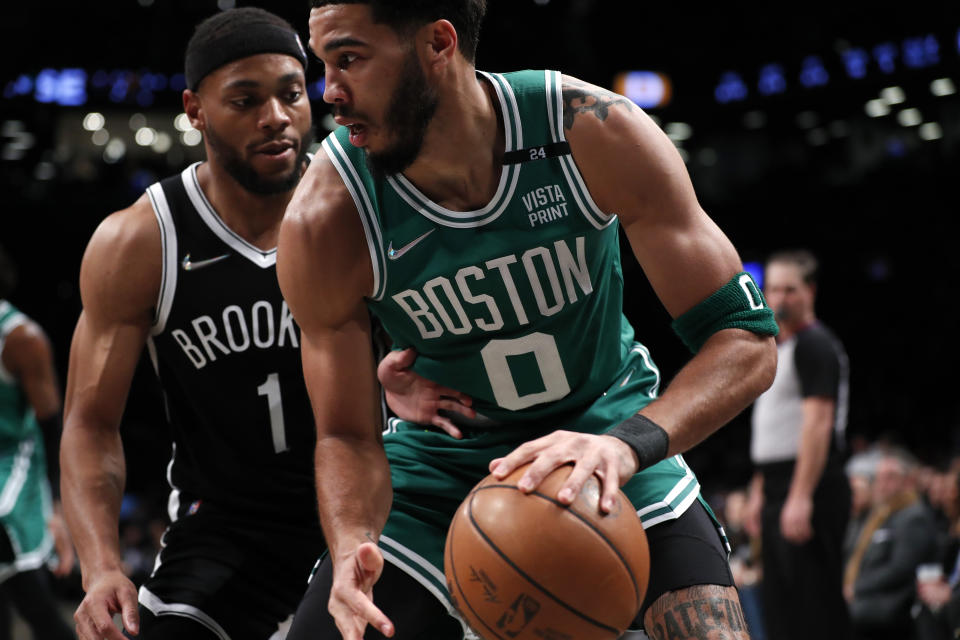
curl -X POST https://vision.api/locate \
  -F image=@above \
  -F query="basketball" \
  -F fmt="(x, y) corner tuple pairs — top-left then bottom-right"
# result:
(444, 463), (650, 640)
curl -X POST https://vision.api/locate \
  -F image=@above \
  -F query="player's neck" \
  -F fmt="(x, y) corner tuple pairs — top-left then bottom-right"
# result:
(401, 70), (504, 212)
(196, 161), (292, 249)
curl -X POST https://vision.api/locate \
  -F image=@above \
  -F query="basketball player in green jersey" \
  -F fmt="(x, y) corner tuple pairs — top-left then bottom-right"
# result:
(0, 248), (74, 639)
(279, 2), (778, 639)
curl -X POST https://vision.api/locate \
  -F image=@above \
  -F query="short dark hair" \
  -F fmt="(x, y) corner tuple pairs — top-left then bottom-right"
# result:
(767, 249), (819, 285)
(0, 243), (17, 300)
(185, 8), (305, 90)
(310, 0), (487, 62)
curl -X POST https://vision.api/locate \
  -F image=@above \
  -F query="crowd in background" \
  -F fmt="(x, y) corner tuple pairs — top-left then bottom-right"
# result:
(713, 438), (960, 640)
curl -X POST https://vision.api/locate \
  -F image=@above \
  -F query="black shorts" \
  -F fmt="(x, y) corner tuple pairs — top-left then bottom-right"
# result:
(135, 501), (324, 640)
(635, 498), (734, 627)
(287, 499), (732, 639)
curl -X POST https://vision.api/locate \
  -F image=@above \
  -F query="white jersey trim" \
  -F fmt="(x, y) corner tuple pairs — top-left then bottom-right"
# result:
(147, 182), (179, 335)
(544, 70), (615, 231)
(181, 163), (277, 269)
(0, 533), (53, 585)
(139, 586), (232, 640)
(379, 536), (474, 638)
(385, 71), (522, 229)
(322, 135), (386, 300)
(0, 438), (34, 517)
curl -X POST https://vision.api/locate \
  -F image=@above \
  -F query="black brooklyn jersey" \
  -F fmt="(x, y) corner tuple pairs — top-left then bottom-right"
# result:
(145, 163), (317, 524)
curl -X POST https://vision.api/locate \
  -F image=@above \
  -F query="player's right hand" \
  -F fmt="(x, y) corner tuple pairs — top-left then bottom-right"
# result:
(74, 569), (139, 640)
(329, 541), (394, 639)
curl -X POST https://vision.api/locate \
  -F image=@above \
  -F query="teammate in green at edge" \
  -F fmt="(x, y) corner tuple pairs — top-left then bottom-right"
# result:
(278, 2), (779, 640)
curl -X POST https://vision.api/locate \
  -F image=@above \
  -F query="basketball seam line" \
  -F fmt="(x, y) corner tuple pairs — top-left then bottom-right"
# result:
(475, 484), (642, 607)
(466, 487), (624, 634)
(448, 503), (508, 640)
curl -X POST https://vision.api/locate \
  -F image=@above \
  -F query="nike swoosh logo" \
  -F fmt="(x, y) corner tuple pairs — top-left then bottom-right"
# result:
(181, 253), (231, 271)
(387, 228), (436, 261)
(619, 368), (635, 387)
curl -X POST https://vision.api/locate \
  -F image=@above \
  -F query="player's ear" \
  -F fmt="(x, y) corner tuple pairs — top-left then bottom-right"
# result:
(423, 19), (458, 73)
(183, 89), (205, 131)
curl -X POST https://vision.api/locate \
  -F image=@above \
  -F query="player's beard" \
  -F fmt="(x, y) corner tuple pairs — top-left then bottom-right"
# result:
(205, 123), (315, 195)
(364, 48), (438, 180)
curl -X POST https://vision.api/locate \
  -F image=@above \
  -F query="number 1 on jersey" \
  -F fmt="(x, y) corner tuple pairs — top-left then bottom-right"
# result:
(257, 373), (289, 453)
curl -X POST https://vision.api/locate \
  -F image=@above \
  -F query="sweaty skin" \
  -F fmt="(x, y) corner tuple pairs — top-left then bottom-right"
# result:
(282, 5), (775, 638)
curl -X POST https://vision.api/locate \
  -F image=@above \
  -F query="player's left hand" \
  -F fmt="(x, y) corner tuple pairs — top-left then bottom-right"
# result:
(780, 493), (814, 544)
(378, 348), (475, 438)
(488, 430), (638, 513)
(47, 507), (76, 577)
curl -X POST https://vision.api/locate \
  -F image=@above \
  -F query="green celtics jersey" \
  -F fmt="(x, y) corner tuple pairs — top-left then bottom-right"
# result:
(0, 300), (52, 581)
(322, 69), (654, 425)
(0, 301), (39, 448)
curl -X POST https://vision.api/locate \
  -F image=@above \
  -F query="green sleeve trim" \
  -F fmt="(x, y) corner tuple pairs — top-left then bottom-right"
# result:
(671, 272), (778, 353)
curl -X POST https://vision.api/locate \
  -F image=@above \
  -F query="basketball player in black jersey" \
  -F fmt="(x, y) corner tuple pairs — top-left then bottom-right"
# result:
(60, 8), (469, 640)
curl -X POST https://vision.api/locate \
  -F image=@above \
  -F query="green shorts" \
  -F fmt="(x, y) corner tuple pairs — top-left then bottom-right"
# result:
(0, 436), (53, 584)
(379, 344), (702, 618)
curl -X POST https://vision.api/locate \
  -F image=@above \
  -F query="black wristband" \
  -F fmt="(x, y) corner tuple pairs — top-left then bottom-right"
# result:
(607, 414), (669, 472)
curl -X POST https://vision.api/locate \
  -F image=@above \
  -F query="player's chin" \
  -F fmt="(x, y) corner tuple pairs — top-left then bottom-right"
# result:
(251, 147), (299, 172)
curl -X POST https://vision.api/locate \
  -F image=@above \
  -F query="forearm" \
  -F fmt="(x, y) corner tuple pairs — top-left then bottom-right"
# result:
(640, 328), (776, 456)
(788, 415), (831, 499)
(60, 422), (126, 585)
(315, 435), (393, 560)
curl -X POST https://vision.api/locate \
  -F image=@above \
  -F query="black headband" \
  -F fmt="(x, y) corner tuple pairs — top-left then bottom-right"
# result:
(185, 23), (308, 91)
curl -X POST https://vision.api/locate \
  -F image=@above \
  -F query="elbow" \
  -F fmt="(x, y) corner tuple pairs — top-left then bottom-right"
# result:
(752, 335), (778, 395)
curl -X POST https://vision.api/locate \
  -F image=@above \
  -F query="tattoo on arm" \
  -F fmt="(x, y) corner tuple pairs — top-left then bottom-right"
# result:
(646, 585), (749, 640)
(562, 78), (637, 131)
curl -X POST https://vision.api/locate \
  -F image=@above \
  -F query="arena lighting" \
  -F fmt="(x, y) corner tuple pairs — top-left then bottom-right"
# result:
(129, 113), (147, 131)
(757, 63), (787, 95)
(873, 43), (898, 74)
(174, 113), (193, 132)
(880, 86), (906, 105)
(307, 78), (326, 101)
(799, 56), (829, 88)
(806, 128), (829, 146)
(829, 120), (850, 138)
(181, 129), (202, 146)
(135, 127), (157, 147)
(743, 262), (764, 289)
(103, 138), (127, 163)
(795, 111), (819, 129)
(697, 148), (718, 167)
(742, 110), (767, 129)
(664, 122), (692, 141)
(34, 68), (86, 106)
(897, 108), (922, 127)
(841, 48), (869, 79)
(82, 112), (105, 131)
(865, 99), (890, 117)
(931, 78), (956, 96)
(715, 71), (748, 104)
(91, 129), (110, 146)
(918, 122), (943, 140)
(152, 132), (173, 153)
(613, 71), (672, 109)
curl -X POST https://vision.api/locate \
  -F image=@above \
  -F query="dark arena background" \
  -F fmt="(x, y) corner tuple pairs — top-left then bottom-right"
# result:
(1, 1), (959, 609)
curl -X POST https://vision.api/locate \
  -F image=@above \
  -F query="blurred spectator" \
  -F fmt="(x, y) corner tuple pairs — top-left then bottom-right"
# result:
(747, 249), (851, 640)
(914, 468), (960, 640)
(723, 488), (766, 640)
(844, 449), (938, 639)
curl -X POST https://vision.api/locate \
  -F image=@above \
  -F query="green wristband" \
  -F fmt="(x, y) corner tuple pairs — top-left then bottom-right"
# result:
(671, 272), (778, 353)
